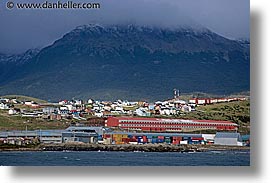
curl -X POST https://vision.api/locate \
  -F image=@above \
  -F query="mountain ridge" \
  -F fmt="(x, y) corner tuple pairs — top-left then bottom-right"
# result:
(0, 24), (250, 101)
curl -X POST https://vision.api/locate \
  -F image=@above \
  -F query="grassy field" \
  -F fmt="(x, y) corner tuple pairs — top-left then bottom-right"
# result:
(0, 109), (69, 131)
(180, 100), (250, 134)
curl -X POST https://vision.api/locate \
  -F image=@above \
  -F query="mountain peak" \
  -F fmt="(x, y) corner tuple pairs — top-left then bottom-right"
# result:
(71, 23), (209, 34)
(54, 23), (241, 56)
(0, 23), (249, 101)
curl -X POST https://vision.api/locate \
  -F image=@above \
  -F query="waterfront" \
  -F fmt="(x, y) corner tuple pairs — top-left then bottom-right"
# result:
(0, 150), (250, 166)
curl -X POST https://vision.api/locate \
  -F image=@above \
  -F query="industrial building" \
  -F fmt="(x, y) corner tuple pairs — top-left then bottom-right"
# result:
(106, 117), (238, 132)
(0, 127), (248, 146)
(0, 127), (108, 144)
(62, 126), (103, 143)
(214, 132), (243, 146)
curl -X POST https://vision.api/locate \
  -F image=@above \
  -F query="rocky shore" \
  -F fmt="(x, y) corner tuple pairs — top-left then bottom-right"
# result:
(0, 143), (250, 152)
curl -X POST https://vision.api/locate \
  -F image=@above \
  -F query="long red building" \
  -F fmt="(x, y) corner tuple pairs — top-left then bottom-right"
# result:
(106, 117), (238, 132)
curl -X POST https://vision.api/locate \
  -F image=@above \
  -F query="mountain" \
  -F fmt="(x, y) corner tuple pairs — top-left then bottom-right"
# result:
(0, 49), (40, 85)
(0, 49), (40, 64)
(0, 24), (250, 101)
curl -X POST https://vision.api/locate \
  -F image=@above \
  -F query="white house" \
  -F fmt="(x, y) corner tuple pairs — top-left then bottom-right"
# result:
(60, 106), (68, 110)
(0, 98), (9, 103)
(24, 101), (33, 106)
(65, 105), (76, 111)
(8, 109), (16, 115)
(94, 112), (103, 117)
(74, 100), (82, 105)
(135, 108), (150, 117)
(182, 105), (192, 112)
(115, 106), (124, 111)
(0, 103), (9, 109)
(87, 99), (94, 104)
(160, 108), (171, 115)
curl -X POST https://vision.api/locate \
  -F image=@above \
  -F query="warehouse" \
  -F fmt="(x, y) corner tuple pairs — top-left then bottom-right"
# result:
(214, 132), (243, 146)
(62, 131), (98, 144)
(106, 117), (238, 132)
(0, 127), (105, 144)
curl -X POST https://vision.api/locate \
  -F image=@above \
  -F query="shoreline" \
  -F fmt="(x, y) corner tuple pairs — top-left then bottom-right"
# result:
(0, 143), (250, 152)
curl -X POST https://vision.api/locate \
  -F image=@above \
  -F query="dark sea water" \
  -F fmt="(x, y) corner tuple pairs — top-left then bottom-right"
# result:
(0, 150), (250, 166)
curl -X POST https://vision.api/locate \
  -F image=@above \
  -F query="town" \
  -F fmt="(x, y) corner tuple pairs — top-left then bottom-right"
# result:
(0, 93), (250, 149)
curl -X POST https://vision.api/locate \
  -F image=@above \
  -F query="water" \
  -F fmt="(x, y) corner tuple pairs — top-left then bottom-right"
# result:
(0, 150), (250, 166)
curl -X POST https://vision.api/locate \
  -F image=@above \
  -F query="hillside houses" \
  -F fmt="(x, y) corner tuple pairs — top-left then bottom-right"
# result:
(0, 95), (249, 122)
(0, 97), (195, 120)
(189, 97), (248, 105)
(0, 98), (13, 109)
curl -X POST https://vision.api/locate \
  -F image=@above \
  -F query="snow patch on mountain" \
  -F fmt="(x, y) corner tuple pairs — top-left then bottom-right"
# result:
(0, 49), (39, 65)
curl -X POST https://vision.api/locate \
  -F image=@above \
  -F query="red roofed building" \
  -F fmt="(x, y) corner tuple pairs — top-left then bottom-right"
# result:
(106, 117), (238, 132)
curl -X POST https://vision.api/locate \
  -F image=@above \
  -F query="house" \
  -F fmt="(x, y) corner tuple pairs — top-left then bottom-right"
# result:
(24, 101), (33, 106)
(0, 98), (9, 103)
(182, 105), (192, 112)
(214, 132), (243, 146)
(60, 106), (69, 111)
(74, 100), (82, 105)
(8, 109), (16, 115)
(58, 100), (68, 105)
(94, 111), (103, 117)
(43, 107), (58, 114)
(30, 102), (40, 108)
(135, 108), (150, 117)
(65, 104), (76, 111)
(0, 103), (9, 110)
(87, 99), (94, 104)
(114, 106), (124, 112)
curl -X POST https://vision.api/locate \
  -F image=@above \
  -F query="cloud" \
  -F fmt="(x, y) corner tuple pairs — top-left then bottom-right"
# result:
(0, 0), (249, 54)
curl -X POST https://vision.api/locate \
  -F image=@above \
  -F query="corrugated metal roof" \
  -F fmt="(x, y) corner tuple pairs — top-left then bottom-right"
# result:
(215, 132), (241, 139)
(109, 116), (236, 124)
(66, 126), (104, 131)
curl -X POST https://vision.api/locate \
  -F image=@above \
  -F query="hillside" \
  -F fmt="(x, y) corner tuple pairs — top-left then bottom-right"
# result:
(1, 95), (47, 103)
(181, 100), (250, 134)
(0, 110), (69, 131)
(0, 24), (250, 101)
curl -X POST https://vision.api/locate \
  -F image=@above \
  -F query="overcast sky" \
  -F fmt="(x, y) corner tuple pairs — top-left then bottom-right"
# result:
(0, 0), (249, 54)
